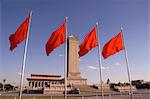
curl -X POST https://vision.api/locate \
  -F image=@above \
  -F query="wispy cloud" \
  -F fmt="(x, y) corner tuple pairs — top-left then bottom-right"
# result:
(87, 66), (98, 71)
(58, 54), (63, 57)
(18, 72), (21, 76)
(115, 62), (121, 66)
(79, 59), (83, 62)
(101, 66), (109, 70)
(86, 66), (109, 71)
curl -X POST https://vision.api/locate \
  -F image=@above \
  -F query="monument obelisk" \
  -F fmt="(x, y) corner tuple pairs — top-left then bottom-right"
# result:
(67, 35), (87, 85)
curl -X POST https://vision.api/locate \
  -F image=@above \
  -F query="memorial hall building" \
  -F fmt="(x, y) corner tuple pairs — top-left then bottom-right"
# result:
(27, 74), (64, 89)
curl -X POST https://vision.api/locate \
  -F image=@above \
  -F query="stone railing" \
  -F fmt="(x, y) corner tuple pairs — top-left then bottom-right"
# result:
(114, 86), (137, 92)
(44, 84), (72, 94)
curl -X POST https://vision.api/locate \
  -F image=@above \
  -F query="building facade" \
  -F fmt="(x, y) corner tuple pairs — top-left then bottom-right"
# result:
(27, 74), (64, 89)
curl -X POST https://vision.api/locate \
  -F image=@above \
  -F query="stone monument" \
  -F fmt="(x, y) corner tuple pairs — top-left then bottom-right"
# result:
(27, 35), (87, 94)
(67, 35), (87, 85)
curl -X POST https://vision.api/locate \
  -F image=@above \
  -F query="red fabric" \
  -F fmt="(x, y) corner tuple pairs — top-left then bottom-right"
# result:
(9, 16), (30, 51)
(45, 22), (66, 56)
(102, 32), (124, 59)
(79, 27), (98, 57)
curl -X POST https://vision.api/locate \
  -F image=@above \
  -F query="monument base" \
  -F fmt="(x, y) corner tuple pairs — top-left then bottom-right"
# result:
(67, 72), (87, 85)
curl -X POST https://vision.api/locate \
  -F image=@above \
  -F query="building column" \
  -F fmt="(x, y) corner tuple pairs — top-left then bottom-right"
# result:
(34, 81), (36, 88)
(30, 81), (32, 88)
(40, 81), (42, 87)
(43, 81), (45, 87)
(37, 81), (39, 87)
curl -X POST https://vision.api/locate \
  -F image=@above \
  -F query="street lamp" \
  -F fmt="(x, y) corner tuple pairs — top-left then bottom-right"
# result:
(3, 79), (6, 92)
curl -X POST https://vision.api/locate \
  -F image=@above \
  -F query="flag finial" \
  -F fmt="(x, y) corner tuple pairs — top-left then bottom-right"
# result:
(65, 16), (68, 20)
(29, 10), (32, 17)
(121, 26), (123, 31)
(96, 22), (99, 26)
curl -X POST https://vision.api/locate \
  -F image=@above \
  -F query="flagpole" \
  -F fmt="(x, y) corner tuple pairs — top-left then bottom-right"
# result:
(121, 27), (133, 99)
(96, 22), (104, 99)
(64, 16), (68, 99)
(19, 10), (32, 99)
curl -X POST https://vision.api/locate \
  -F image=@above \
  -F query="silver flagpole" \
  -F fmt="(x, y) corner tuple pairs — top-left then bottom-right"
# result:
(121, 27), (133, 99)
(19, 10), (32, 99)
(64, 16), (68, 99)
(96, 22), (104, 99)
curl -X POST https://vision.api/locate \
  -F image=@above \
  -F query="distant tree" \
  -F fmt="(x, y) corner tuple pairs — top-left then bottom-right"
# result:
(0, 82), (3, 90)
(118, 82), (121, 86)
(118, 82), (124, 86)
(5, 84), (14, 91)
(91, 84), (98, 89)
(125, 83), (130, 86)
(3, 79), (6, 84)
(107, 78), (110, 84)
(141, 83), (150, 89)
(110, 83), (118, 91)
(3, 79), (6, 91)
(136, 84), (142, 89)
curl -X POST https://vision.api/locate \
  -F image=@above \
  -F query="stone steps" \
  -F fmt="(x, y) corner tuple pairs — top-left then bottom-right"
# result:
(74, 85), (111, 94)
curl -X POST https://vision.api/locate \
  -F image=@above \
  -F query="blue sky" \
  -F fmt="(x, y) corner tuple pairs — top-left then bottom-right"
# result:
(0, 0), (149, 86)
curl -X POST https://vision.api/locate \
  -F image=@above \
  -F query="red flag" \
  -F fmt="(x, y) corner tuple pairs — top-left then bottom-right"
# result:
(45, 22), (66, 56)
(102, 32), (124, 59)
(9, 16), (30, 51)
(79, 27), (98, 57)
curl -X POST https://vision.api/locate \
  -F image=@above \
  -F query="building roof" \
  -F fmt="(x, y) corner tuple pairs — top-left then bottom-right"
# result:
(27, 74), (63, 81)
(27, 77), (63, 81)
(31, 74), (61, 78)
(132, 80), (144, 82)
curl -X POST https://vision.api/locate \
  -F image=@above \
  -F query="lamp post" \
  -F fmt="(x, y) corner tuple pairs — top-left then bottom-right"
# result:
(3, 79), (6, 92)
